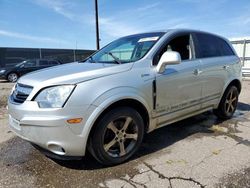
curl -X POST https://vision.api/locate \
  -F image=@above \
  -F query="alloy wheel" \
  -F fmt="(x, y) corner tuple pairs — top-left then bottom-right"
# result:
(8, 73), (18, 82)
(103, 116), (138, 158)
(225, 89), (237, 114)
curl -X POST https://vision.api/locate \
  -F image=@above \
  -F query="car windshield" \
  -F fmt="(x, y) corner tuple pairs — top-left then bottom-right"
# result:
(15, 61), (27, 67)
(90, 32), (164, 64)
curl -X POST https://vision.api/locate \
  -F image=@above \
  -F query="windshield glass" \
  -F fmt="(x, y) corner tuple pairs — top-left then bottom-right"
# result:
(90, 32), (164, 64)
(15, 61), (27, 67)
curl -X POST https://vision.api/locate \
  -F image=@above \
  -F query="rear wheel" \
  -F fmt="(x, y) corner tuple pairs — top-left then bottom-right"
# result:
(7, 72), (18, 82)
(89, 107), (144, 166)
(214, 86), (239, 120)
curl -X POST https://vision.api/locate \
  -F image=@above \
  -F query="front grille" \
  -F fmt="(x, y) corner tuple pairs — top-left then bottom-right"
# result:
(11, 83), (33, 104)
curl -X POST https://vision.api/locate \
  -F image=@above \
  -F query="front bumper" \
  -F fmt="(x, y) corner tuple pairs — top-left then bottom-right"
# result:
(0, 73), (6, 79)
(8, 99), (93, 157)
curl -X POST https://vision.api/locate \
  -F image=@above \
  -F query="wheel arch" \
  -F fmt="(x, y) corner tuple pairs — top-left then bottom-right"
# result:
(7, 71), (19, 81)
(7, 71), (19, 77)
(224, 79), (241, 94)
(86, 98), (150, 152)
(217, 78), (241, 109)
(94, 98), (149, 131)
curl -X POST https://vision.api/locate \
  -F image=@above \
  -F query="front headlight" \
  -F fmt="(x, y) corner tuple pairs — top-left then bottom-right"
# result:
(0, 69), (6, 73)
(35, 85), (75, 108)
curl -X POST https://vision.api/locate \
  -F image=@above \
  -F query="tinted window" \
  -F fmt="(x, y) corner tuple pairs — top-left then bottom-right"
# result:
(196, 33), (234, 58)
(39, 60), (49, 66)
(24, 60), (36, 67)
(217, 38), (235, 56)
(49, 61), (59, 65)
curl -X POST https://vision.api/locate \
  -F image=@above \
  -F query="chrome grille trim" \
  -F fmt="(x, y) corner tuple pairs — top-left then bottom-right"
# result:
(11, 83), (33, 104)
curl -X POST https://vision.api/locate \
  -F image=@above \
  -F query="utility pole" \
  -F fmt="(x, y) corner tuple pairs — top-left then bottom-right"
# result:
(95, 0), (100, 50)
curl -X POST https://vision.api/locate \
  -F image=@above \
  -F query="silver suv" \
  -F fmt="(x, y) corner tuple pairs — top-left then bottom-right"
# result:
(8, 29), (242, 165)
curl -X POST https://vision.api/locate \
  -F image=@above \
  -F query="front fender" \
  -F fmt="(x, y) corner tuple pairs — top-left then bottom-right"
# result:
(79, 87), (152, 155)
(92, 86), (151, 111)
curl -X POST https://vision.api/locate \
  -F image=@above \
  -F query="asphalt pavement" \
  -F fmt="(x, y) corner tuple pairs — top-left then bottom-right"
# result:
(0, 80), (249, 188)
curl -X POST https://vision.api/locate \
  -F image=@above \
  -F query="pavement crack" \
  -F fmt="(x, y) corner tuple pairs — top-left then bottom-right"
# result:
(142, 162), (167, 180)
(121, 176), (147, 188)
(120, 178), (137, 188)
(142, 162), (206, 188)
(169, 177), (205, 188)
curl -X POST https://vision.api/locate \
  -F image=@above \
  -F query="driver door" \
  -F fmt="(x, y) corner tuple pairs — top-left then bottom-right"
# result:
(154, 33), (203, 127)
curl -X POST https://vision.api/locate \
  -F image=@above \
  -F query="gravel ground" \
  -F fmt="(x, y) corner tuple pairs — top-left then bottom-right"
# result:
(0, 79), (249, 188)
(0, 80), (14, 108)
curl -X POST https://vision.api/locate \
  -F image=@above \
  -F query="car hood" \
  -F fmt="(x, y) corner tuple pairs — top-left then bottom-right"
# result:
(18, 62), (133, 87)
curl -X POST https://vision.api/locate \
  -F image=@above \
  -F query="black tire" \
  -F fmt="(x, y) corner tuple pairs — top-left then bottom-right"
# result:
(214, 86), (239, 120)
(7, 72), (18, 82)
(89, 107), (144, 166)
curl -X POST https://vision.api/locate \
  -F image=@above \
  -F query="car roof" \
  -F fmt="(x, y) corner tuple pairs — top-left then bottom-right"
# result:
(123, 29), (229, 42)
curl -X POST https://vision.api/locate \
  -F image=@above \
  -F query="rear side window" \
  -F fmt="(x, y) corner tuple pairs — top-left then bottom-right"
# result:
(39, 60), (49, 66)
(195, 33), (234, 58)
(49, 60), (59, 65)
(217, 38), (235, 56)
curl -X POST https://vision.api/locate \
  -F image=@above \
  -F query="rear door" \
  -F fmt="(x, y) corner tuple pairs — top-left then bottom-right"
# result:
(49, 60), (60, 67)
(154, 33), (203, 127)
(194, 32), (236, 108)
(38, 60), (50, 69)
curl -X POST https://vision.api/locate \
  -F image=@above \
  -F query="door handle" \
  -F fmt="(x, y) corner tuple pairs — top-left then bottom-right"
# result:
(223, 65), (229, 70)
(193, 69), (202, 76)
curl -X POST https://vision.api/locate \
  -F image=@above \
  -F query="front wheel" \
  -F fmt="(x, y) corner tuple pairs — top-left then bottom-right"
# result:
(7, 72), (18, 82)
(89, 107), (144, 166)
(214, 86), (239, 120)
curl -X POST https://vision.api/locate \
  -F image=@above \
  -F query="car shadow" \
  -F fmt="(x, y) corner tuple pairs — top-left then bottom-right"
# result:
(51, 110), (223, 170)
(0, 79), (9, 83)
(237, 102), (250, 111)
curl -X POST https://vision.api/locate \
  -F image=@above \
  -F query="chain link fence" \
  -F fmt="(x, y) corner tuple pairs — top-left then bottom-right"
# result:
(0, 47), (95, 68)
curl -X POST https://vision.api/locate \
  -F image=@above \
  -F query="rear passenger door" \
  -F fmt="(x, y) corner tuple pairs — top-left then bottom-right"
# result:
(194, 33), (236, 108)
(49, 60), (60, 67)
(38, 60), (50, 69)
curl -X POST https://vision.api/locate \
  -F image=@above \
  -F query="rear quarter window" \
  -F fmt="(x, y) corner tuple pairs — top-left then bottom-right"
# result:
(195, 33), (235, 58)
(49, 61), (59, 65)
(39, 60), (49, 66)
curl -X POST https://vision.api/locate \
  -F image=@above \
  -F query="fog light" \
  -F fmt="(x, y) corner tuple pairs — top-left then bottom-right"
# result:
(48, 143), (65, 155)
(67, 118), (83, 124)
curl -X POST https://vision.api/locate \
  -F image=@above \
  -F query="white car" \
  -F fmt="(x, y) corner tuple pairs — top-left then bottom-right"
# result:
(8, 29), (242, 165)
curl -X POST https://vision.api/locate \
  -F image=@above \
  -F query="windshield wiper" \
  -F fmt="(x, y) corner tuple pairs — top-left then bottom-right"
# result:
(105, 52), (121, 64)
(88, 56), (96, 63)
(78, 56), (95, 63)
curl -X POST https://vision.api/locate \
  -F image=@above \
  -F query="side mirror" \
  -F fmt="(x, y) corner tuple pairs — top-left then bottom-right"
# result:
(156, 51), (181, 73)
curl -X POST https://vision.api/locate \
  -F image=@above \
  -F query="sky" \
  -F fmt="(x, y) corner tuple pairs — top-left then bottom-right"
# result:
(1, 0), (250, 50)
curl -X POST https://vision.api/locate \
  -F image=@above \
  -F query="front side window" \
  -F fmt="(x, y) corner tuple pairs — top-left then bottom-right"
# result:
(90, 32), (164, 64)
(153, 34), (192, 65)
(24, 60), (36, 67)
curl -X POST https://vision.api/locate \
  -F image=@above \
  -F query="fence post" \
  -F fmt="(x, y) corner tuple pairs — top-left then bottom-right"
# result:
(39, 48), (42, 59)
(73, 50), (76, 61)
(242, 39), (246, 67)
